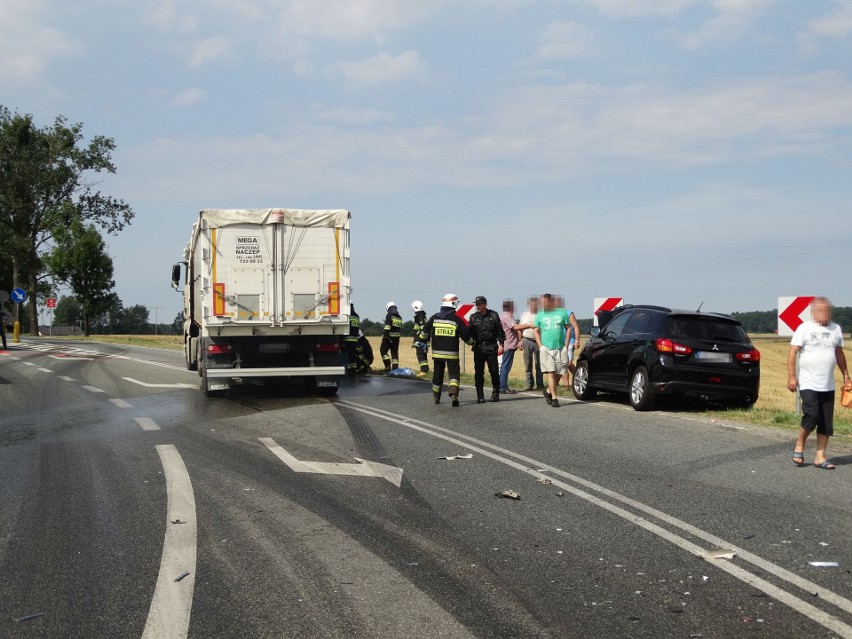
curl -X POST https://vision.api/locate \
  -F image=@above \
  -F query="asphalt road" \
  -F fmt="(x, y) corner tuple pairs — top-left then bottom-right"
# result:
(1, 338), (850, 639)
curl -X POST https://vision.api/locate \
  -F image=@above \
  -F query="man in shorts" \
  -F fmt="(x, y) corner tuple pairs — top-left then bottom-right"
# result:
(787, 297), (850, 469)
(535, 293), (580, 408)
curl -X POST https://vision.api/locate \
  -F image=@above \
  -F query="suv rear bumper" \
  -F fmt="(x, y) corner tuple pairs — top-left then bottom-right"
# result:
(651, 378), (758, 402)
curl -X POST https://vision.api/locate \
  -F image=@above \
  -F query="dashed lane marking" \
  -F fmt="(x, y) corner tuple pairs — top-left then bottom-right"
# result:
(110, 399), (133, 408)
(134, 417), (161, 431)
(81, 385), (105, 394)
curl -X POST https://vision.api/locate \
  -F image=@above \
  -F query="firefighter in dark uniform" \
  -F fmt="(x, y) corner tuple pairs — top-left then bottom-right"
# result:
(380, 302), (403, 370)
(356, 329), (373, 373)
(344, 304), (360, 375)
(468, 295), (506, 403)
(417, 293), (472, 407)
(411, 300), (429, 376)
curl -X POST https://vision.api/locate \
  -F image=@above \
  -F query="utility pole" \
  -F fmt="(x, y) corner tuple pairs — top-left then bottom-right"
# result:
(151, 306), (162, 336)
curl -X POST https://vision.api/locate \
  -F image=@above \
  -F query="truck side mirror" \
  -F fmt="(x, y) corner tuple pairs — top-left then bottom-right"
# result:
(590, 326), (601, 338)
(171, 263), (182, 290)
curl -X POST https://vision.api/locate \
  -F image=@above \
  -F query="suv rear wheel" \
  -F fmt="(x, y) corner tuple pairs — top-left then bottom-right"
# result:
(572, 360), (597, 400)
(629, 366), (655, 411)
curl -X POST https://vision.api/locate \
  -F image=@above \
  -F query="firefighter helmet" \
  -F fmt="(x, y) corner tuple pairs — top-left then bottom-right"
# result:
(411, 300), (424, 313)
(386, 302), (396, 311)
(441, 293), (459, 309)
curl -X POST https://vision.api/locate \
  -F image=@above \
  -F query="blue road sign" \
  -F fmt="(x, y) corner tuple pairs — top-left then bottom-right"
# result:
(10, 288), (27, 303)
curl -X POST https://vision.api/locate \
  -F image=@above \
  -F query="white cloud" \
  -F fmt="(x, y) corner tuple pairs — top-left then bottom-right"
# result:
(807, 0), (852, 38)
(325, 50), (425, 87)
(116, 71), (852, 207)
(187, 36), (232, 68)
(536, 21), (594, 59)
(664, 0), (773, 49)
(0, 0), (79, 84)
(146, 0), (199, 34)
(172, 87), (206, 107)
(568, 0), (696, 18)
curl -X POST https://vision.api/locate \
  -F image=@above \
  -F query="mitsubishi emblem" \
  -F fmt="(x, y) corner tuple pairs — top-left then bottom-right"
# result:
(712, 344), (719, 351)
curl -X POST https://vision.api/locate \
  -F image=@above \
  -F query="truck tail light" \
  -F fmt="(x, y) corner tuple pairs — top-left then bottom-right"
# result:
(315, 342), (339, 353)
(207, 344), (232, 355)
(655, 338), (692, 355)
(735, 348), (760, 363)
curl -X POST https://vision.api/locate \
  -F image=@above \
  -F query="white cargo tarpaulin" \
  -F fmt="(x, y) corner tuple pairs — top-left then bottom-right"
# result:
(199, 209), (350, 229)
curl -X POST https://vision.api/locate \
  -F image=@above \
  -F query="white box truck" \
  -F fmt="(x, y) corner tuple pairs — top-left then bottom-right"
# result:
(171, 208), (351, 397)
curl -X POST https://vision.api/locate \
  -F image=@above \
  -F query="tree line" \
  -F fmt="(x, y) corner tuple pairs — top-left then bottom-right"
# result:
(1, 106), (133, 336)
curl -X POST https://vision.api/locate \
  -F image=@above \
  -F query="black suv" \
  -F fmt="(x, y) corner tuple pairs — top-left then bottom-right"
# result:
(572, 305), (760, 411)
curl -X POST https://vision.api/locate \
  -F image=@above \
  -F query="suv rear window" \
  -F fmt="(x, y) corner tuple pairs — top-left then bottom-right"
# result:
(666, 316), (748, 342)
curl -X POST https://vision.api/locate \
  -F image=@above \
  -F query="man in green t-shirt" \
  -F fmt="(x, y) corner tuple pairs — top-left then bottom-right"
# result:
(534, 293), (581, 407)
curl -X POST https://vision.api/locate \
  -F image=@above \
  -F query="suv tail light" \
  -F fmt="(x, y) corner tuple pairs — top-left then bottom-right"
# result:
(735, 348), (760, 363)
(315, 342), (340, 353)
(655, 338), (692, 355)
(207, 344), (232, 355)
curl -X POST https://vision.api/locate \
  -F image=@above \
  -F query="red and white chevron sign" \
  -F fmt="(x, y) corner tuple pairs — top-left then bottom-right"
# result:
(456, 303), (475, 325)
(777, 296), (814, 336)
(593, 297), (624, 326)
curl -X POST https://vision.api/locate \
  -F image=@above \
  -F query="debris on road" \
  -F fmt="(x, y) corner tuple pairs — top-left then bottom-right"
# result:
(174, 571), (191, 582)
(537, 477), (553, 485)
(437, 454), (472, 460)
(808, 561), (840, 568)
(555, 491), (564, 497)
(171, 519), (186, 524)
(496, 490), (521, 500)
(388, 367), (417, 377)
(702, 549), (737, 560)
(14, 612), (45, 623)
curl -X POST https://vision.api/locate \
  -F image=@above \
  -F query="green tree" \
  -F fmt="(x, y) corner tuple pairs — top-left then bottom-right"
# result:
(119, 304), (150, 334)
(54, 295), (82, 326)
(44, 222), (115, 336)
(171, 312), (184, 335)
(0, 106), (133, 336)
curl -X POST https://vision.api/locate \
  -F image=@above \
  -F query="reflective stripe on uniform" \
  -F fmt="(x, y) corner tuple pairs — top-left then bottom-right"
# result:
(432, 351), (460, 360)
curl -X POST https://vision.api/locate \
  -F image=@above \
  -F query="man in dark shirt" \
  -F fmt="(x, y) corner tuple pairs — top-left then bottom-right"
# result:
(468, 295), (506, 403)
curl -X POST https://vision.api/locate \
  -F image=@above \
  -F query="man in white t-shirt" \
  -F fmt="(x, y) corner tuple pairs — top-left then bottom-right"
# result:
(516, 296), (544, 391)
(787, 297), (850, 469)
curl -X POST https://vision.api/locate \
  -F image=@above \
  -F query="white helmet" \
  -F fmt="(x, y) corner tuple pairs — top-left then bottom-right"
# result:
(411, 300), (424, 313)
(386, 301), (396, 311)
(441, 293), (459, 309)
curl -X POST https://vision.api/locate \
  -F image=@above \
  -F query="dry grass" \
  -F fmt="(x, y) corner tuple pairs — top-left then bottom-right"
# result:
(368, 334), (852, 435)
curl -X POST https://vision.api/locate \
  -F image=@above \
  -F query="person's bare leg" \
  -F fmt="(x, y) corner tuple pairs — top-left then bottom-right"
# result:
(793, 427), (810, 464)
(548, 372), (558, 398)
(814, 433), (834, 467)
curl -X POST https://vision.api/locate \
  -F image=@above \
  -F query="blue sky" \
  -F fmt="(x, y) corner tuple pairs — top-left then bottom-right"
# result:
(3, 0), (851, 325)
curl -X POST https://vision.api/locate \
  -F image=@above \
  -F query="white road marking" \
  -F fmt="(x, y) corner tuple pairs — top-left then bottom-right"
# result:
(22, 362), (35, 367)
(82, 385), (105, 393)
(338, 400), (852, 638)
(135, 417), (161, 431)
(259, 437), (403, 487)
(110, 399), (133, 408)
(59, 376), (75, 382)
(142, 445), (197, 639)
(48, 355), (94, 360)
(38, 367), (53, 373)
(123, 377), (198, 390)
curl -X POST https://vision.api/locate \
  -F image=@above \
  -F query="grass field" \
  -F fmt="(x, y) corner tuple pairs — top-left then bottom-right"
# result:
(39, 332), (852, 436)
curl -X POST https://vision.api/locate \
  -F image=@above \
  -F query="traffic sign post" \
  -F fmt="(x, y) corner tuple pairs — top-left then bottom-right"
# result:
(777, 296), (814, 337)
(10, 288), (26, 343)
(456, 304), (475, 373)
(593, 297), (624, 326)
(46, 298), (57, 336)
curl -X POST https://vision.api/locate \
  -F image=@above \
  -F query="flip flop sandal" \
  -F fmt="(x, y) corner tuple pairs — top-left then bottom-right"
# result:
(792, 451), (805, 466)
(813, 461), (836, 470)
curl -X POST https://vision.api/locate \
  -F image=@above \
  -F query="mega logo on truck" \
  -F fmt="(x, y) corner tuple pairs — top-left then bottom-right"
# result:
(171, 209), (352, 397)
